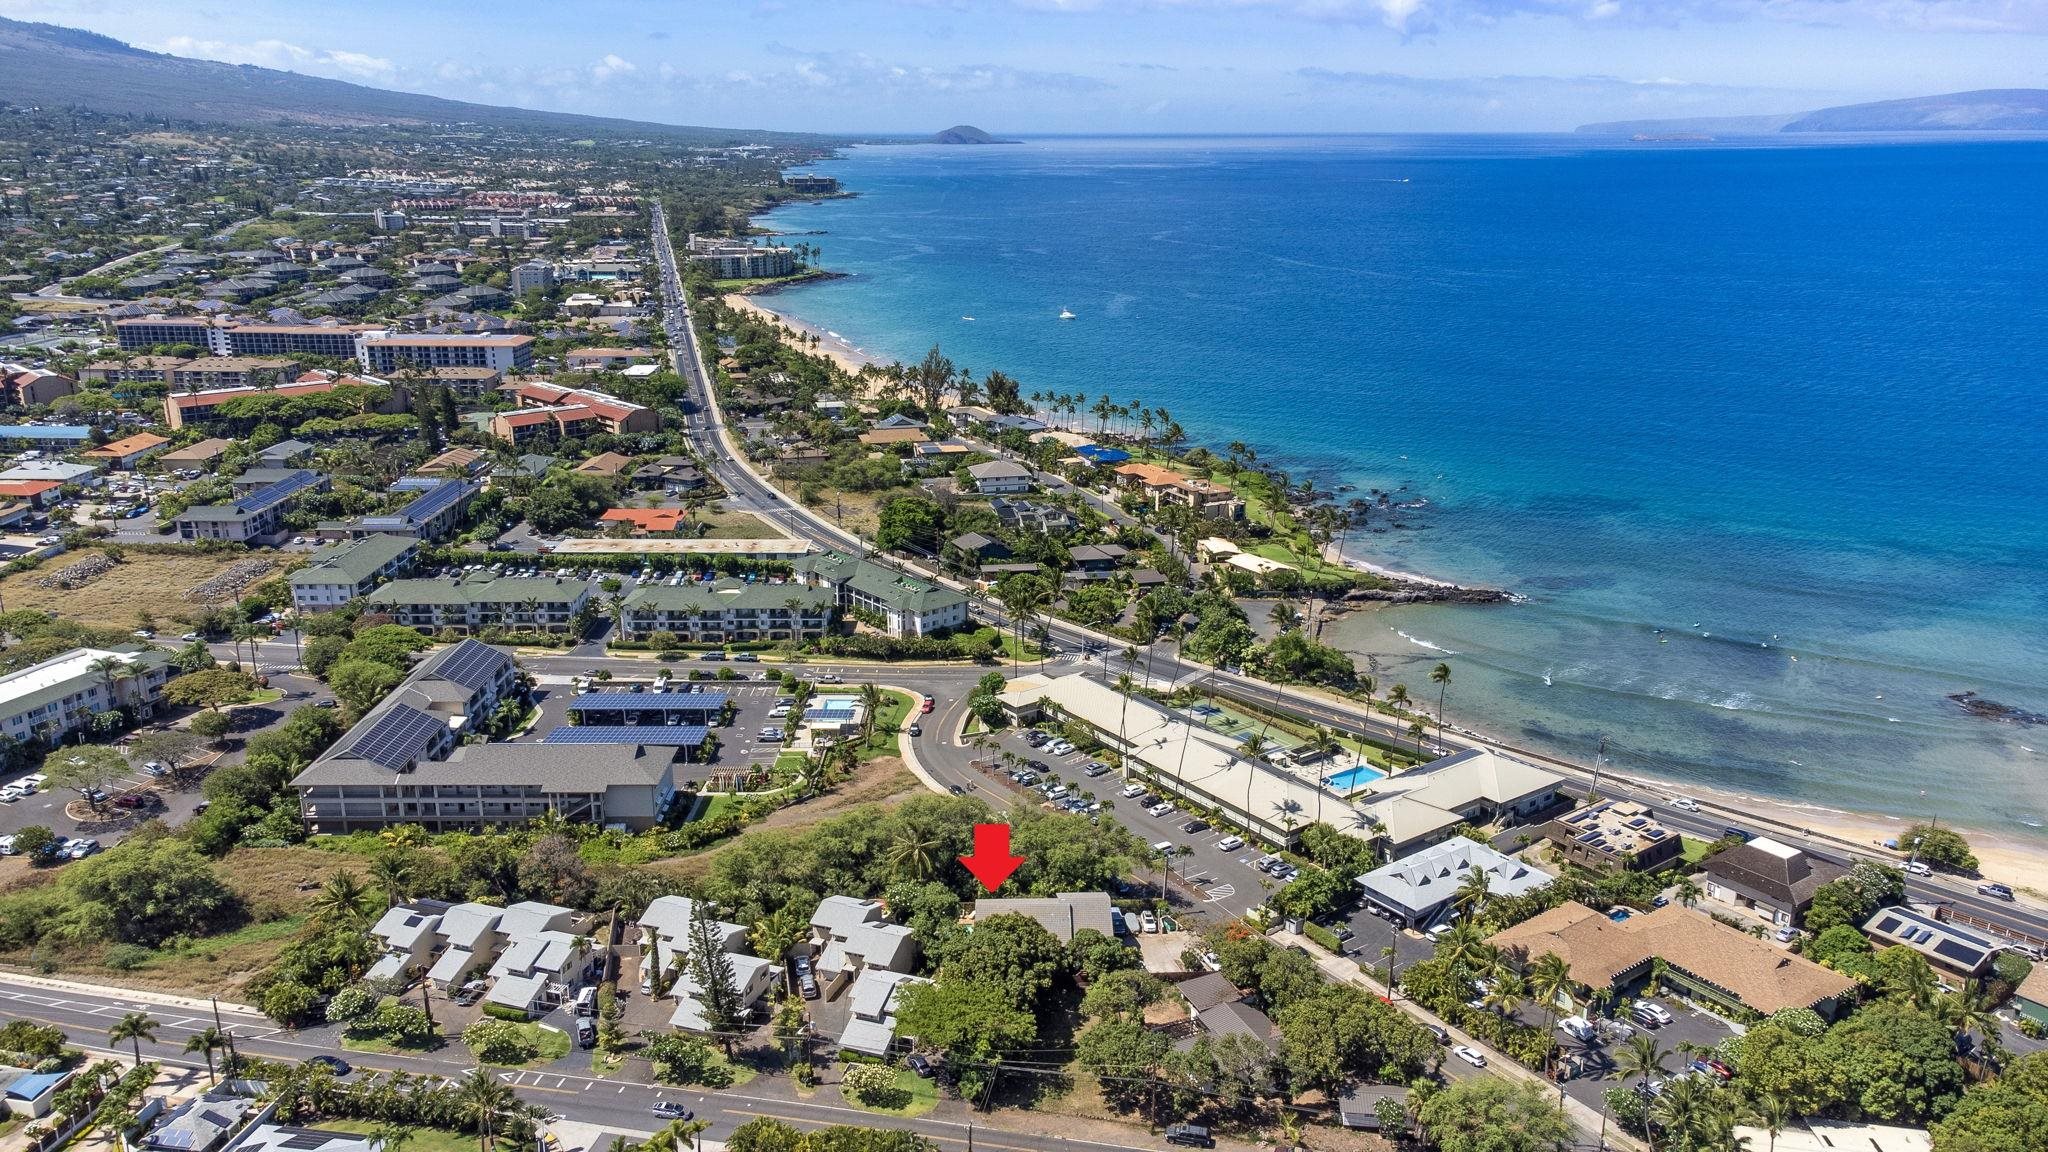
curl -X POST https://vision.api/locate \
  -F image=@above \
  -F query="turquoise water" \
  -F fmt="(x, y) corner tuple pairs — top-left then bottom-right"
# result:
(1324, 763), (1389, 795)
(757, 135), (2048, 839)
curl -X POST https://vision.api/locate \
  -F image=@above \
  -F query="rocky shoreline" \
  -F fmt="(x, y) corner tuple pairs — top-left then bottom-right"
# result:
(1338, 582), (1514, 606)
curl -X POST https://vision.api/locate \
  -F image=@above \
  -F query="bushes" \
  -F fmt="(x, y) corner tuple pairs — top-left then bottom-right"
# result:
(644, 1032), (733, 1086)
(1301, 921), (1344, 954)
(839, 1062), (907, 1108)
(481, 1001), (533, 1022)
(463, 1018), (539, 1064)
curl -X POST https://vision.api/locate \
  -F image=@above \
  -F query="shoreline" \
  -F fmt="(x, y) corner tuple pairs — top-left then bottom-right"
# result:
(716, 254), (2048, 891)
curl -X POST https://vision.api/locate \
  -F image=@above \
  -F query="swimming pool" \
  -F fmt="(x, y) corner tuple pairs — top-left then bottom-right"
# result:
(1322, 763), (1387, 794)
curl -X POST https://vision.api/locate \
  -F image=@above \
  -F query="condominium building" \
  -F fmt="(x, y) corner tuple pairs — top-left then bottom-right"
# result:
(0, 364), (76, 407)
(351, 478), (477, 542)
(364, 573), (591, 635)
(1541, 799), (1685, 873)
(796, 551), (968, 637)
(486, 382), (658, 442)
(112, 317), (376, 358)
(165, 357), (299, 389)
(356, 333), (534, 374)
(163, 376), (409, 430)
(288, 533), (421, 612)
(683, 234), (796, 279)
(510, 261), (555, 295)
(173, 469), (327, 545)
(618, 580), (835, 643)
(0, 647), (172, 746)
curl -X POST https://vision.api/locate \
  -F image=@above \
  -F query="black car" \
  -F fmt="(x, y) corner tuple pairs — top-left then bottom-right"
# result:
(949, 784), (966, 795)
(1424, 1023), (1451, 1045)
(308, 1055), (352, 1076)
(1181, 819), (1209, 835)
(1164, 1125), (1214, 1148)
(906, 1053), (935, 1078)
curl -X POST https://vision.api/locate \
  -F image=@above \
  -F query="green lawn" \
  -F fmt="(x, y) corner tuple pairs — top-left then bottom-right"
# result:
(466, 1022), (572, 1068)
(238, 688), (285, 707)
(320, 1122), (475, 1152)
(844, 1066), (938, 1117)
(857, 690), (916, 760)
(1679, 836), (1714, 865)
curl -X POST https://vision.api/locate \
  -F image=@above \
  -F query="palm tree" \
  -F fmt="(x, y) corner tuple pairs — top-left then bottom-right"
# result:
(374, 1125), (417, 1152)
(1748, 1087), (1795, 1152)
(311, 871), (378, 926)
(369, 852), (413, 909)
(1440, 919), (1495, 975)
(1452, 864), (1492, 918)
(1616, 1032), (1671, 1095)
(184, 1026), (226, 1083)
(455, 1071), (519, 1152)
(1387, 682), (1411, 719)
(1527, 951), (1576, 1073)
(1673, 875), (1704, 909)
(1407, 719), (1428, 756)
(1649, 1075), (1714, 1152)
(1428, 662), (1452, 748)
(884, 828), (941, 882)
(857, 682), (884, 745)
(1483, 969), (1529, 1021)
(108, 1011), (158, 1066)
(1113, 673), (1136, 773)
(1267, 600), (1300, 632)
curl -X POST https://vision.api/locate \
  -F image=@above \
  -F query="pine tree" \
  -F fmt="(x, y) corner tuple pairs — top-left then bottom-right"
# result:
(688, 900), (743, 1055)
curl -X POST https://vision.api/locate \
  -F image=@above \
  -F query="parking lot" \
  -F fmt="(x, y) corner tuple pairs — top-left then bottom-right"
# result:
(521, 673), (808, 771)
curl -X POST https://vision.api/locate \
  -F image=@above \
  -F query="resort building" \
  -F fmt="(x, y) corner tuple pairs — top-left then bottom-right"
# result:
(356, 333), (534, 375)
(350, 478), (478, 541)
(1541, 799), (1685, 873)
(1356, 839), (1553, 929)
(1728, 1122), (1930, 1152)
(1699, 837), (1850, 928)
(1488, 901), (1857, 1020)
(173, 469), (327, 545)
(0, 364), (76, 407)
(158, 438), (234, 470)
(485, 901), (589, 1016)
(163, 376), (409, 430)
(618, 580), (835, 644)
(488, 383), (659, 441)
(0, 646), (171, 746)
(0, 424), (91, 450)
(77, 357), (188, 387)
(165, 357), (298, 389)
(999, 672), (1348, 848)
(112, 317), (377, 359)
(364, 572), (591, 635)
(1861, 905), (1997, 979)
(796, 551), (969, 638)
(1351, 747), (1565, 857)
(81, 432), (170, 470)
(565, 347), (657, 370)
(288, 533), (421, 612)
(684, 234), (796, 279)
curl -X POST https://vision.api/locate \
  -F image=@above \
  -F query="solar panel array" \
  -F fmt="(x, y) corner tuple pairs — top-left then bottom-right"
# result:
(397, 478), (471, 524)
(232, 468), (322, 515)
(1935, 938), (1990, 966)
(543, 724), (708, 746)
(425, 638), (509, 692)
(341, 702), (448, 769)
(573, 691), (728, 711)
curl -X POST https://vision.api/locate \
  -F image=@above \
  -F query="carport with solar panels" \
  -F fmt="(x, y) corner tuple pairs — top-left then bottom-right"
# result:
(541, 723), (714, 769)
(564, 690), (729, 728)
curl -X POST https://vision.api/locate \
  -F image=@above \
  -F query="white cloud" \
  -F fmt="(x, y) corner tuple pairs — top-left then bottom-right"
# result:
(148, 35), (394, 81)
(591, 53), (638, 83)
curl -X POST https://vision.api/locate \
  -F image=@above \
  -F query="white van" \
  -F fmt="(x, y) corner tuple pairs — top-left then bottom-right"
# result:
(573, 985), (598, 1017)
(1559, 1016), (1596, 1042)
(1152, 840), (1175, 855)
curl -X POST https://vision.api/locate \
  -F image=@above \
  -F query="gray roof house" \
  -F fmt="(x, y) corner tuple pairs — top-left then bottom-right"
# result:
(965, 459), (1034, 494)
(1357, 838), (1552, 928)
(972, 892), (1118, 943)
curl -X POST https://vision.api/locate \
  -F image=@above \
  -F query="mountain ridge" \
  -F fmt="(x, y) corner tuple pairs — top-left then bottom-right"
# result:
(0, 16), (807, 143)
(1578, 88), (2048, 135)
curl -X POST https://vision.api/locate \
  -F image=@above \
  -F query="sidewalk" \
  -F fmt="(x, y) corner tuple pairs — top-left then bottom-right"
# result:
(1269, 929), (1641, 1152)
(0, 971), (263, 1016)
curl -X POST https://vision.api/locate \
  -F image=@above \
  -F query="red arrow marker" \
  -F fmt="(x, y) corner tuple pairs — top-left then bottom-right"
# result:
(959, 822), (1026, 892)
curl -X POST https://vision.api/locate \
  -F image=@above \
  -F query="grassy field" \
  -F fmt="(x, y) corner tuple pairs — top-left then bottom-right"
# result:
(693, 509), (785, 539)
(844, 1066), (938, 1117)
(0, 551), (284, 630)
(467, 1021), (572, 1068)
(320, 1122), (475, 1152)
(857, 690), (916, 761)
(1680, 836), (1714, 865)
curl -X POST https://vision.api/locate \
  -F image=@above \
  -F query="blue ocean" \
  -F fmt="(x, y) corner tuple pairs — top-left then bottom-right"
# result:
(756, 135), (2048, 839)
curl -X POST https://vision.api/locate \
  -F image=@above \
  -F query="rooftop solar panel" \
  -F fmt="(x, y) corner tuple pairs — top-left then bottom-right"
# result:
(341, 702), (448, 769)
(425, 639), (508, 692)
(1875, 916), (1902, 934)
(1933, 938), (1989, 966)
(231, 468), (321, 515)
(542, 725), (708, 746)
(398, 478), (471, 524)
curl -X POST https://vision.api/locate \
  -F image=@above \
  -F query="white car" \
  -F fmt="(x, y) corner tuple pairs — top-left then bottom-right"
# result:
(22, 773), (46, 791)
(1452, 1045), (1487, 1068)
(1121, 784), (1146, 798)
(1146, 802), (1174, 817)
(1048, 741), (1076, 756)
(1670, 797), (1702, 812)
(1216, 836), (1245, 852)
(1905, 860), (1933, 877)
(0, 785), (23, 803)
(1139, 910), (1159, 933)
(0, 835), (14, 855)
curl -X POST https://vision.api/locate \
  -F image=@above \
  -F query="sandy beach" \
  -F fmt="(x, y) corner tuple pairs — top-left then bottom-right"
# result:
(1320, 539), (1462, 589)
(724, 292), (884, 377)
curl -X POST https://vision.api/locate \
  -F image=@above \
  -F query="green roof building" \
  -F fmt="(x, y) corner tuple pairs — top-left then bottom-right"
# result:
(289, 533), (421, 612)
(797, 551), (969, 638)
(621, 580), (834, 644)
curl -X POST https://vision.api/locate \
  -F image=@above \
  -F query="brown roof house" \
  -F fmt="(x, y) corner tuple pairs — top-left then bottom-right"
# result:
(1699, 836), (1848, 929)
(1488, 901), (1856, 1020)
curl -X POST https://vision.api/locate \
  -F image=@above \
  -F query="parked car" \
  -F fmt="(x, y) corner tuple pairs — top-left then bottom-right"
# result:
(1631, 1001), (1674, 1027)
(1139, 910), (1159, 933)
(0, 835), (15, 856)
(1048, 740), (1075, 756)
(1216, 836), (1245, 852)
(1423, 1023), (1450, 1045)
(1180, 818), (1209, 834)
(1121, 784), (1147, 799)
(1559, 1016), (1596, 1042)
(141, 761), (168, 777)
(1083, 762), (1110, 777)
(906, 1054), (935, 1079)
(308, 1055), (353, 1076)
(1774, 926), (1798, 943)
(66, 838), (100, 859)
(0, 785), (24, 804)
(1164, 1125), (1213, 1149)
(452, 980), (487, 1006)
(1904, 860), (1933, 877)
(1145, 802), (1174, 817)
(1452, 1045), (1488, 1068)
(794, 956), (820, 1000)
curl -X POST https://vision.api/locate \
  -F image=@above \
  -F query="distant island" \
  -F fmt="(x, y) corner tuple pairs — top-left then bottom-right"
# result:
(930, 124), (1017, 145)
(1578, 88), (2048, 135)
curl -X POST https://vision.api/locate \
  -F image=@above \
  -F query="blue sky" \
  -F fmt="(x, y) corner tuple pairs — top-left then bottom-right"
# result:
(6, 0), (2044, 132)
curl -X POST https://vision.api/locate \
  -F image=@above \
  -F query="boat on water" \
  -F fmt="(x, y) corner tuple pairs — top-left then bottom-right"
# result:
(1058, 308), (1076, 320)
(962, 315), (975, 321)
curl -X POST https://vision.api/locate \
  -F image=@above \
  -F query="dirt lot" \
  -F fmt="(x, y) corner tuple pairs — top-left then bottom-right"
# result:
(0, 550), (283, 630)
(644, 756), (924, 888)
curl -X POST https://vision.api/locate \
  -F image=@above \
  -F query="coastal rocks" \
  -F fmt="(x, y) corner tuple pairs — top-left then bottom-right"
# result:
(1339, 582), (1512, 606)
(1948, 691), (2047, 727)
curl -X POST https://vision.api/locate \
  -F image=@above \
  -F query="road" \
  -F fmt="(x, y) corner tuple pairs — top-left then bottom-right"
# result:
(648, 207), (2048, 954)
(0, 973), (1167, 1152)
